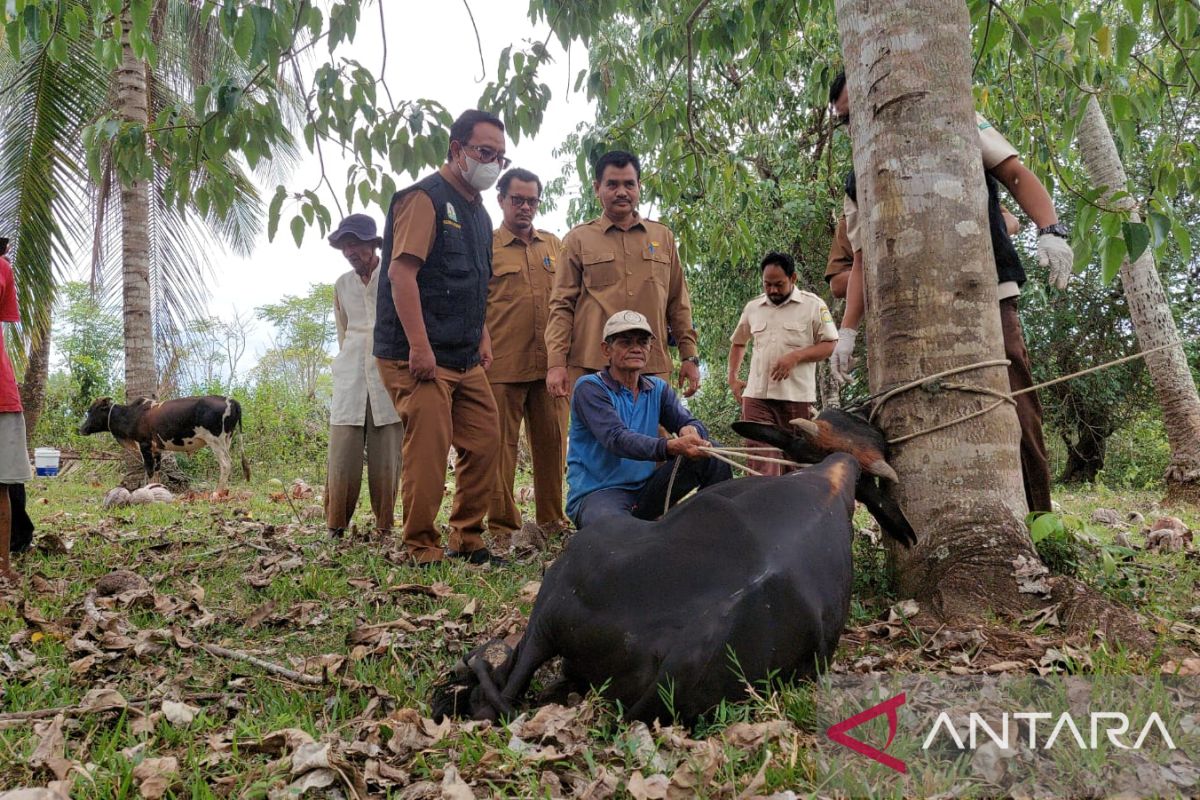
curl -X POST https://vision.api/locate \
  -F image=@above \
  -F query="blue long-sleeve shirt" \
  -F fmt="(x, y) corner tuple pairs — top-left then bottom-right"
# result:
(565, 369), (707, 520)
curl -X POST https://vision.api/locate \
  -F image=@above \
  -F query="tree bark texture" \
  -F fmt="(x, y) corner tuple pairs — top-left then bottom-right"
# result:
(1075, 95), (1200, 503)
(18, 328), (51, 456)
(835, 0), (1038, 618)
(117, 21), (155, 405)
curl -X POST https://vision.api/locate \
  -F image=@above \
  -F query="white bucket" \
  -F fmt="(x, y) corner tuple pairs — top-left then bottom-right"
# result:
(34, 447), (60, 477)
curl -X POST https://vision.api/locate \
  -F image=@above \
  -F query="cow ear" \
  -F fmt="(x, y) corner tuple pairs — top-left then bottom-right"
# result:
(789, 417), (820, 439)
(731, 421), (795, 451)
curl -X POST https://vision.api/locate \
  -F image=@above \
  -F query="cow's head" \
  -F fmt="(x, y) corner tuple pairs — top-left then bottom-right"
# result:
(431, 637), (518, 723)
(732, 410), (916, 546)
(79, 397), (114, 435)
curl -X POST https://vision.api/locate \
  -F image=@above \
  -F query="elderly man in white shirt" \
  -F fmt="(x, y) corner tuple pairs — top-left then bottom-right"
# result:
(326, 215), (404, 538)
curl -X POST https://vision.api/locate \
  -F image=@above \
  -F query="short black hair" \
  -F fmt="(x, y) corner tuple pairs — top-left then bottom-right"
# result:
(593, 150), (641, 182)
(829, 70), (846, 107)
(760, 251), (795, 277)
(447, 109), (505, 159)
(498, 168), (542, 197)
(0, 237), (8, 256)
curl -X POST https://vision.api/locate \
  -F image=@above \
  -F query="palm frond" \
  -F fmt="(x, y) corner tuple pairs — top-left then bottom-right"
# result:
(0, 3), (107, 366)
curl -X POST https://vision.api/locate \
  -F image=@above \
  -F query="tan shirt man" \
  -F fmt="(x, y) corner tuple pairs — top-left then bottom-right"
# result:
(487, 225), (563, 382)
(730, 289), (839, 402)
(545, 213), (697, 377)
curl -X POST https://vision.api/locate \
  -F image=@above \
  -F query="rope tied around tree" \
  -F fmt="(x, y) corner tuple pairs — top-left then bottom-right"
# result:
(854, 340), (1187, 446)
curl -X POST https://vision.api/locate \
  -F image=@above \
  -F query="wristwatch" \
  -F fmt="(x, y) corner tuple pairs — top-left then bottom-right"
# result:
(1037, 222), (1069, 239)
(682, 356), (700, 366)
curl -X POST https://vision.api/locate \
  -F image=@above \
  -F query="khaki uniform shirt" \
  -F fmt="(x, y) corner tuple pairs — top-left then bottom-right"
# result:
(487, 224), (563, 383)
(844, 113), (1019, 252)
(332, 268), (403, 427)
(730, 289), (838, 403)
(546, 213), (697, 375)
(825, 216), (854, 284)
(389, 164), (480, 265)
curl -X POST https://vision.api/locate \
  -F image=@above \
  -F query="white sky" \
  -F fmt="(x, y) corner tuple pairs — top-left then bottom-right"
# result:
(196, 0), (593, 367)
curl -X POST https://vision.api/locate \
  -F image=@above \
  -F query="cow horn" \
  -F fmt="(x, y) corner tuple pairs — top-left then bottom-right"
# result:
(790, 418), (820, 437)
(866, 459), (899, 483)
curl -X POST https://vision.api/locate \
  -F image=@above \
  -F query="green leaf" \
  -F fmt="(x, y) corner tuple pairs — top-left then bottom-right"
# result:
(290, 215), (305, 248)
(1148, 212), (1170, 248)
(1123, 0), (1144, 21)
(1101, 234), (1126, 282)
(1029, 512), (1061, 544)
(233, 11), (254, 59)
(1121, 221), (1150, 263)
(1115, 25), (1137, 67)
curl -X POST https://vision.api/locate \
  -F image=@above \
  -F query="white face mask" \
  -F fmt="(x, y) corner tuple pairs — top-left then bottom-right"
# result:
(459, 155), (501, 192)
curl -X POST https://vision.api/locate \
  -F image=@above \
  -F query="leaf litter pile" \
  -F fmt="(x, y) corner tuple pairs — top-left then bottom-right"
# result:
(1, 481), (1199, 798)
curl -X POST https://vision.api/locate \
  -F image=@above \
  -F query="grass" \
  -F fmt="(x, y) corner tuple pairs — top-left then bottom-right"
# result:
(1, 469), (1198, 797)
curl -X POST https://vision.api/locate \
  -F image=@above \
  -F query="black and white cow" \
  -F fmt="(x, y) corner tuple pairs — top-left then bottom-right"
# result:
(79, 396), (250, 489)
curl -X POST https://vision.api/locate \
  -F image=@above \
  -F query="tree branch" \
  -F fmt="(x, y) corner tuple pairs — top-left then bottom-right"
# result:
(1155, 0), (1200, 95)
(460, 0), (486, 83)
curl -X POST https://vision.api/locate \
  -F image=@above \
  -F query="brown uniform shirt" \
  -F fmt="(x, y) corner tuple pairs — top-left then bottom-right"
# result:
(824, 216), (853, 285)
(545, 213), (697, 375)
(389, 164), (481, 265)
(487, 224), (563, 383)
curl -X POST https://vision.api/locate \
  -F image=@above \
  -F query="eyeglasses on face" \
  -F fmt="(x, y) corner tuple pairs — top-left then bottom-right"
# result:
(462, 143), (512, 169)
(505, 195), (540, 209)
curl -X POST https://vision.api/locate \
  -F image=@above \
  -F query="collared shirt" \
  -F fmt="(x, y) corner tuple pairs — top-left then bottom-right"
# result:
(844, 113), (1018, 253)
(389, 163), (481, 265)
(486, 224), (563, 383)
(565, 368), (707, 520)
(730, 289), (838, 403)
(843, 113), (1021, 300)
(0, 256), (21, 412)
(332, 267), (402, 427)
(546, 213), (698, 375)
(825, 216), (853, 285)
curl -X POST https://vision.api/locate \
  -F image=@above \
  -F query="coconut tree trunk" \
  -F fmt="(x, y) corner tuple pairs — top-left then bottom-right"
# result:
(1075, 95), (1200, 504)
(18, 327), (51, 456)
(117, 21), (155, 405)
(835, 0), (1042, 618)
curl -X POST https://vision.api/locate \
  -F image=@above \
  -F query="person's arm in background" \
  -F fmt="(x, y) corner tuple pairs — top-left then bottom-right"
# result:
(334, 286), (348, 349)
(545, 232), (582, 397)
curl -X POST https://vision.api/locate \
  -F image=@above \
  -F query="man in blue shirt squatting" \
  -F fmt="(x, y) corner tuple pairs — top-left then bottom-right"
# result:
(566, 310), (733, 528)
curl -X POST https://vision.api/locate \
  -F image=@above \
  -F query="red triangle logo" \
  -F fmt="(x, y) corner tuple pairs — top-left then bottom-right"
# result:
(826, 692), (908, 773)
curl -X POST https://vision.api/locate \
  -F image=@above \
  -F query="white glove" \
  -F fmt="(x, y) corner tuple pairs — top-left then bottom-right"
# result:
(830, 328), (858, 386)
(1037, 233), (1074, 290)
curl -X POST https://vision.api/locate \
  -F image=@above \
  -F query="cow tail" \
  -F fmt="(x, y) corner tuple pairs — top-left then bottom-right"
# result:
(234, 400), (251, 482)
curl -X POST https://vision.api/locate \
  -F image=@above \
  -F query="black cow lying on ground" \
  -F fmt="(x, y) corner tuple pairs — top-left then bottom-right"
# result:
(433, 410), (915, 725)
(79, 396), (250, 489)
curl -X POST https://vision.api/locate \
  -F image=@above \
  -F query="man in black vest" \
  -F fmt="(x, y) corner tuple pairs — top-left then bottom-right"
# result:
(375, 109), (509, 567)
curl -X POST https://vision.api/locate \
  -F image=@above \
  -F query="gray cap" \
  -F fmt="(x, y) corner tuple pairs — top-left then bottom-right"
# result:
(602, 310), (654, 341)
(328, 214), (382, 248)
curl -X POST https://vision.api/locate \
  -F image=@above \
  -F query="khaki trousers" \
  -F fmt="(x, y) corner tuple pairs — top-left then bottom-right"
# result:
(488, 380), (569, 536)
(325, 403), (403, 533)
(378, 359), (499, 563)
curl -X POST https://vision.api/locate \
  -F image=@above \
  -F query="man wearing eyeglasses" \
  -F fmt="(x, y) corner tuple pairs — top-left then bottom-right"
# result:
(375, 108), (510, 567)
(565, 311), (730, 529)
(484, 168), (570, 545)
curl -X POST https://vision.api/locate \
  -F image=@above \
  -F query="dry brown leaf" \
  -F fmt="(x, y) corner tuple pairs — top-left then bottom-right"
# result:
(387, 582), (453, 598)
(440, 764), (474, 800)
(1162, 658), (1200, 676)
(161, 700), (199, 726)
(130, 712), (162, 736)
(29, 714), (72, 780)
(283, 769), (338, 795)
(291, 742), (332, 774)
(0, 789), (71, 800)
(722, 721), (791, 749)
(78, 687), (127, 713)
(132, 756), (178, 799)
(575, 769), (619, 800)
(735, 751), (771, 800)
(460, 598), (478, 619)
(243, 599), (277, 629)
(627, 771), (669, 800)
(518, 581), (541, 603)
(983, 660), (1028, 673)
(667, 741), (723, 799)
(517, 704), (586, 747)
